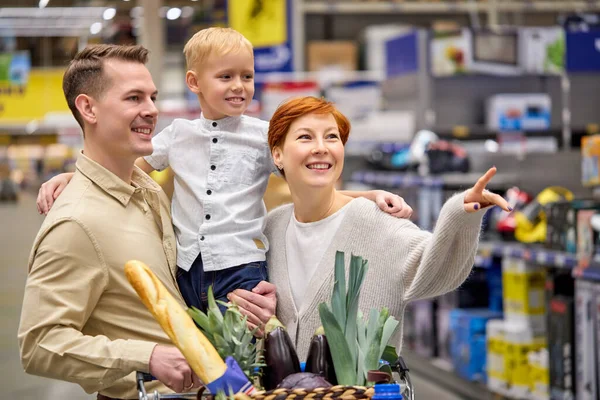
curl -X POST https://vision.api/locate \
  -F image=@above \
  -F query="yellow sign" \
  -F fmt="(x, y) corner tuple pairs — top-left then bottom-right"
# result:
(228, 0), (287, 47)
(0, 68), (69, 123)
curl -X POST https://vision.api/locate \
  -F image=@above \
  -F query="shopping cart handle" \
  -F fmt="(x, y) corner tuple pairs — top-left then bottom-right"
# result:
(137, 371), (157, 382)
(395, 356), (409, 373)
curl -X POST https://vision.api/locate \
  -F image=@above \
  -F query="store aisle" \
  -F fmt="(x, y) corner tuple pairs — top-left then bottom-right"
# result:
(1, 194), (467, 400)
(1, 194), (92, 399)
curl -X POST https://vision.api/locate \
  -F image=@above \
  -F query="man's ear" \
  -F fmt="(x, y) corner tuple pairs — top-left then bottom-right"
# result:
(74, 94), (96, 125)
(186, 70), (200, 94)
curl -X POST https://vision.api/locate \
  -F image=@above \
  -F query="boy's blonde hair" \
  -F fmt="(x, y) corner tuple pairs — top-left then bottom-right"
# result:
(184, 27), (254, 71)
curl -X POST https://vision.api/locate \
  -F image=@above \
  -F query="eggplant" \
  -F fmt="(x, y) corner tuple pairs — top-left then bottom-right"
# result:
(277, 372), (332, 390)
(304, 326), (337, 385)
(262, 316), (301, 390)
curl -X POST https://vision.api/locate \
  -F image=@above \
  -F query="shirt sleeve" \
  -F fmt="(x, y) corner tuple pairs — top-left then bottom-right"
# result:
(18, 219), (157, 394)
(398, 191), (486, 303)
(144, 123), (175, 171)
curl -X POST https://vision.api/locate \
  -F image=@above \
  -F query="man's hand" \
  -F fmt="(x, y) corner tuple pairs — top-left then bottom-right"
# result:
(227, 281), (277, 337)
(36, 172), (74, 215)
(149, 345), (202, 393)
(374, 190), (413, 219)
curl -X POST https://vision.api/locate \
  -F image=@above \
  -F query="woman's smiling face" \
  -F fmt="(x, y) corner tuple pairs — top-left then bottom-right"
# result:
(273, 112), (345, 190)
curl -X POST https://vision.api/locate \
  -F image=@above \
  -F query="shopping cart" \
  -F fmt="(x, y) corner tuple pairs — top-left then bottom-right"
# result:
(136, 356), (415, 400)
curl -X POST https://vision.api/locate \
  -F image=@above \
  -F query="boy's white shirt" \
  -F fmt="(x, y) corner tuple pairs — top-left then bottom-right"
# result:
(144, 114), (277, 272)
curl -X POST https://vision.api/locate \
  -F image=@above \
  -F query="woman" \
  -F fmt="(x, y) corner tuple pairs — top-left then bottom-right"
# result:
(230, 96), (511, 360)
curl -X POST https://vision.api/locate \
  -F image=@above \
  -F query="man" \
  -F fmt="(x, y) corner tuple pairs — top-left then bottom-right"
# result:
(18, 44), (205, 400)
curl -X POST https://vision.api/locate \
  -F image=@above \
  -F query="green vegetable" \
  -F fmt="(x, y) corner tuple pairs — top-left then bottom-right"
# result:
(318, 251), (400, 386)
(187, 286), (263, 378)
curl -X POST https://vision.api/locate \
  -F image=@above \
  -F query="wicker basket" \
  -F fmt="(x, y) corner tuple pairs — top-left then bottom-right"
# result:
(249, 386), (374, 400)
(198, 386), (375, 400)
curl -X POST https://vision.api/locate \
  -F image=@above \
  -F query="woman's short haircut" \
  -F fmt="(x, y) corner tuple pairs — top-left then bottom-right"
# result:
(183, 27), (254, 71)
(63, 44), (149, 129)
(268, 96), (351, 152)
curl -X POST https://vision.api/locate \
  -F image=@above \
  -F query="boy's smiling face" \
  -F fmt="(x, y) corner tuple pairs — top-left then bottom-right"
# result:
(192, 49), (255, 120)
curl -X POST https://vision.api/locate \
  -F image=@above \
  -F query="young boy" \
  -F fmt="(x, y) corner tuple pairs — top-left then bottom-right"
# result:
(37, 27), (412, 312)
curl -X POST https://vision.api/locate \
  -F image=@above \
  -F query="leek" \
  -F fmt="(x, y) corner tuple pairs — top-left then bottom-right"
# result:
(319, 251), (400, 386)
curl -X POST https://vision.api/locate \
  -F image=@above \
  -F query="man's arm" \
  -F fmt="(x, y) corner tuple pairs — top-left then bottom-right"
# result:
(18, 220), (157, 393)
(340, 189), (413, 219)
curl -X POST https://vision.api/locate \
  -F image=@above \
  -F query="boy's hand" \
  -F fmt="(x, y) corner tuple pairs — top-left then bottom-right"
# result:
(374, 190), (413, 219)
(37, 172), (74, 215)
(227, 281), (277, 337)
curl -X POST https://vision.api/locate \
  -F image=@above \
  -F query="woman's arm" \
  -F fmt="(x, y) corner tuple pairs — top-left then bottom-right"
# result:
(399, 167), (510, 302)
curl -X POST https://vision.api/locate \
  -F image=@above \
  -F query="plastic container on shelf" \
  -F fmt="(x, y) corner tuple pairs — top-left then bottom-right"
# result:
(501, 257), (547, 334)
(503, 321), (547, 400)
(528, 348), (550, 400)
(448, 308), (503, 383)
(486, 319), (508, 396)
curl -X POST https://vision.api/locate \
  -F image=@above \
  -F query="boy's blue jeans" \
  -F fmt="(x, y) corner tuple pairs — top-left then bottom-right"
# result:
(176, 253), (268, 313)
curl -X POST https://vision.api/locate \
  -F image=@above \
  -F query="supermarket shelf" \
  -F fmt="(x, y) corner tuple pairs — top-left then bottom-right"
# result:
(350, 170), (518, 190)
(573, 263), (600, 282)
(432, 125), (564, 141)
(401, 350), (502, 400)
(302, 1), (600, 14)
(475, 242), (600, 282)
(476, 242), (579, 269)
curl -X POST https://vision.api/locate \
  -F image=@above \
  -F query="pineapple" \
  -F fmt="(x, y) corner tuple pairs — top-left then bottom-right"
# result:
(187, 286), (263, 378)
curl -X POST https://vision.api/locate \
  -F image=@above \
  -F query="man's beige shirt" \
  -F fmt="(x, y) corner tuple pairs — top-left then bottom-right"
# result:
(18, 153), (184, 399)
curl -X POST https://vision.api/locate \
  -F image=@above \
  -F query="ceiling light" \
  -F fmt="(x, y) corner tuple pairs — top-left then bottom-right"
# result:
(130, 6), (143, 19)
(166, 7), (182, 20)
(38, 0), (50, 8)
(181, 6), (194, 18)
(103, 8), (116, 20)
(90, 22), (102, 35)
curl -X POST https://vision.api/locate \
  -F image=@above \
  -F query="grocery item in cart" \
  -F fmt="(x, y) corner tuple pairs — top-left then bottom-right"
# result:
(124, 260), (255, 396)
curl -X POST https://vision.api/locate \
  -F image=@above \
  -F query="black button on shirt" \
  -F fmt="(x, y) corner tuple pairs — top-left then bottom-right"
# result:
(205, 215), (211, 220)
(207, 190), (212, 195)
(212, 122), (217, 127)
(211, 165), (216, 171)
(212, 138), (218, 143)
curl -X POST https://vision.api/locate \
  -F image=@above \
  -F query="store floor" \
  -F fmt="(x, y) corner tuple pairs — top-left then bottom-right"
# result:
(1, 194), (467, 400)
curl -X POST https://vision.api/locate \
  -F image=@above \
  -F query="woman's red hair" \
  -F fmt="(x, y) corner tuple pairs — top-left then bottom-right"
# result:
(267, 96), (351, 152)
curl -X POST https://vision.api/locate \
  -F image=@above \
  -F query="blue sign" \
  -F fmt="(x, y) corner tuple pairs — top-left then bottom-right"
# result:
(566, 30), (600, 72)
(385, 31), (419, 78)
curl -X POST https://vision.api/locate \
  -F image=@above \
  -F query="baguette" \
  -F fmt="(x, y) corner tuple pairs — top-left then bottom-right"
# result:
(124, 260), (226, 384)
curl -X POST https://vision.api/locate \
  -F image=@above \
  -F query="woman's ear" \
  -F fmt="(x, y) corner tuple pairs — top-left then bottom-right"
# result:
(186, 70), (200, 94)
(272, 147), (283, 169)
(74, 94), (96, 125)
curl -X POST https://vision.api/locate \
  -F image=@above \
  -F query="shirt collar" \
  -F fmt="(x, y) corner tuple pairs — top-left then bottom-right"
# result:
(200, 113), (241, 131)
(76, 151), (161, 206)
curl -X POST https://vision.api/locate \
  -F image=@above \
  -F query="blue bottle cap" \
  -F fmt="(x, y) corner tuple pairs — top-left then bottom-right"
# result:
(373, 383), (402, 399)
(374, 383), (401, 394)
(300, 362), (306, 372)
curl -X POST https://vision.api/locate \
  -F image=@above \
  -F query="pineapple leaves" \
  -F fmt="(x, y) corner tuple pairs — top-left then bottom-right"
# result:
(207, 286), (223, 325)
(187, 285), (262, 378)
